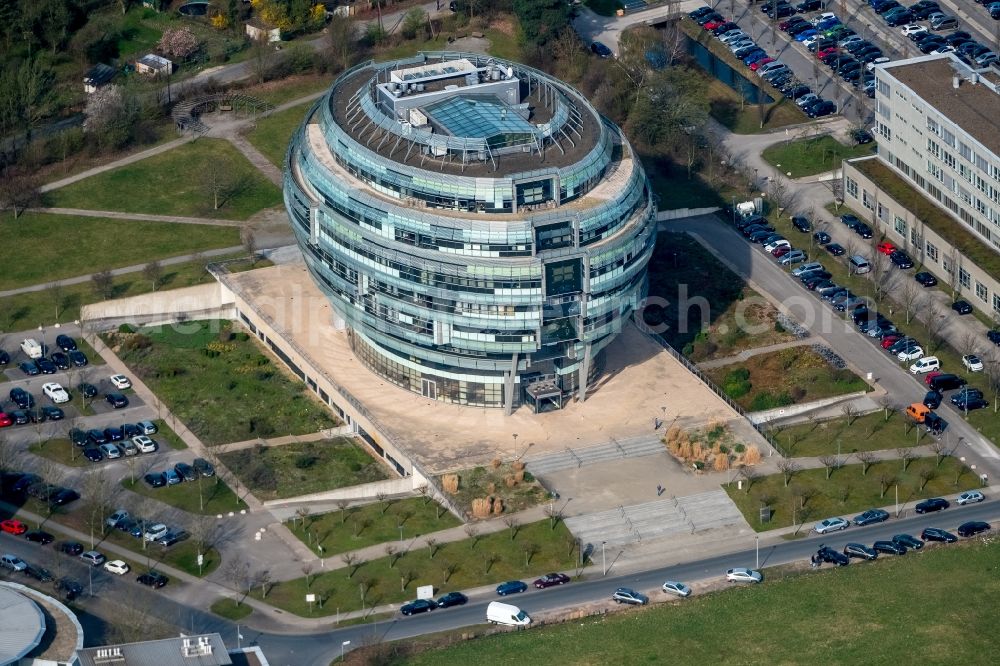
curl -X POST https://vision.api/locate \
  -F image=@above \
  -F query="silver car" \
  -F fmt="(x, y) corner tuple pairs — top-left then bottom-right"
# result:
(661, 581), (692, 597)
(612, 588), (649, 605)
(726, 568), (762, 584)
(815, 517), (849, 534)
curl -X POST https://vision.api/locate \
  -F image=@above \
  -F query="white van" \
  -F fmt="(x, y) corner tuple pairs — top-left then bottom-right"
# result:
(20, 338), (43, 359)
(848, 255), (871, 275)
(910, 356), (941, 374)
(486, 601), (531, 627)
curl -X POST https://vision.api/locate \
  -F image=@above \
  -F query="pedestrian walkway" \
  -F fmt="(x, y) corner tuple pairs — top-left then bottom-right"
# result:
(225, 134), (283, 187)
(211, 428), (353, 454)
(39, 136), (198, 193)
(523, 435), (667, 477)
(696, 338), (814, 370)
(29, 207), (243, 226)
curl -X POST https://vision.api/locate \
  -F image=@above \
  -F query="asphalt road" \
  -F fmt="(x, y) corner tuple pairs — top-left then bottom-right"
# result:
(7, 500), (995, 664)
(669, 215), (1000, 478)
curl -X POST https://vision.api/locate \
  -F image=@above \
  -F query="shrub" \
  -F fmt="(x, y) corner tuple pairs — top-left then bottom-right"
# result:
(749, 391), (794, 411)
(774, 320), (786, 333)
(294, 453), (319, 469)
(118, 324), (136, 334)
(735, 443), (746, 453)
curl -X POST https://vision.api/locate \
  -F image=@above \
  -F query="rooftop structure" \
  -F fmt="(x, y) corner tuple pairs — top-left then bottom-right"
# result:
(0, 585), (45, 664)
(75, 634), (232, 666)
(0, 582), (84, 665)
(285, 52), (656, 411)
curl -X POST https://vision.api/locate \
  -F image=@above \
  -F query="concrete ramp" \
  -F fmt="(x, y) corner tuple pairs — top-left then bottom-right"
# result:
(524, 435), (666, 476)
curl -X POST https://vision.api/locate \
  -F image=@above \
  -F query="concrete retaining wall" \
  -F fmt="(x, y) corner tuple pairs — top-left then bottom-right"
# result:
(263, 476), (417, 508)
(656, 206), (721, 221)
(748, 390), (869, 425)
(81, 282), (234, 330)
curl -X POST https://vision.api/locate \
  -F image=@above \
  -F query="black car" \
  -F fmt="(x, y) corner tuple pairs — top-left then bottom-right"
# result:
(174, 462), (198, 482)
(826, 243), (846, 256)
(797, 0), (822, 10)
(807, 100), (837, 118)
(56, 334), (77, 351)
(157, 530), (190, 547)
(892, 534), (924, 550)
(988, 330), (1000, 346)
(19, 361), (40, 376)
(915, 272), (938, 287)
(873, 540), (906, 555)
(854, 222), (873, 238)
(50, 488), (79, 505)
(851, 128), (874, 145)
(193, 458), (216, 477)
(952, 300), (973, 315)
(25, 565), (54, 583)
(590, 41), (612, 58)
(952, 394), (988, 411)
(50, 352), (70, 370)
(87, 429), (108, 446)
(39, 406), (63, 421)
(923, 390), (943, 409)
(914, 497), (949, 514)
(843, 542), (878, 560)
(791, 216), (811, 232)
(11, 474), (41, 494)
(814, 231), (831, 245)
(400, 598), (436, 616)
(10, 387), (34, 409)
(104, 426), (124, 442)
(0, 350), (8, 365)
(816, 545), (849, 566)
(55, 578), (83, 600)
(68, 350), (88, 367)
(78, 383), (98, 398)
(10, 410), (29, 425)
(69, 428), (90, 447)
(82, 448), (104, 463)
(890, 250), (913, 268)
(921, 527), (957, 543)
(137, 571), (169, 588)
(436, 591), (469, 608)
(36, 357), (57, 374)
(853, 508), (890, 526)
(105, 392), (129, 408)
(144, 472), (166, 488)
(958, 521), (991, 537)
(24, 530), (54, 544)
(58, 541), (84, 556)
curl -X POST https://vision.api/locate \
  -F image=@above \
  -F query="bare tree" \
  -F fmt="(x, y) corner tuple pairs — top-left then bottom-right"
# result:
(897, 447), (917, 472)
(0, 166), (41, 219)
(352, 517), (373, 537)
(143, 261), (163, 291)
(818, 455), (839, 480)
(855, 451), (877, 475)
(241, 227), (258, 266)
(257, 570), (272, 598)
(776, 459), (802, 487)
(383, 544), (399, 568)
(739, 466), (761, 493)
(959, 330), (981, 360)
(878, 471), (896, 499)
(841, 402), (859, 426)
(91, 269), (115, 300)
(325, 12), (358, 73)
(224, 555), (251, 604)
(441, 560), (459, 584)
(927, 440), (948, 467)
(205, 162), (242, 211)
(426, 537), (439, 559)
(294, 506), (311, 528)
(917, 466), (937, 491)
(335, 499), (352, 523)
(483, 552), (500, 574)
(341, 552), (360, 578)
(82, 469), (118, 547)
(899, 281), (922, 324)
(502, 515), (520, 541)
(463, 523), (481, 549)
(876, 395), (896, 422)
(544, 504), (564, 530)
(522, 542), (541, 567)
(301, 561), (314, 588)
(375, 491), (390, 515)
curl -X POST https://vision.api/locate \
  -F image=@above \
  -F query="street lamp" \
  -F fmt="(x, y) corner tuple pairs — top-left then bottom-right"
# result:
(398, 524), (403, 543)
(512, 433), (518, 461)
(755, 535), (760, 569)
(602, 540), (607, 576)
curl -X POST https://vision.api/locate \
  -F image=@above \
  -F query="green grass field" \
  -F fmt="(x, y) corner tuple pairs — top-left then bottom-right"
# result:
(0, 212), (238, 290)
(773, 411), (936, 457)
(287, 497), (461, 557)
(397, 537), (1000, 665)
(246, 103), (313, 167)
(251, 520), (577, 616)
(111, 320), (337, 446)
(122, 476), (246, 516)
(725, 456), (978, 531)
(210, 598), (253, 621)
(44, 139), (282, 220)
(218, 438), (389, 501)
(762, 135), (876, 178)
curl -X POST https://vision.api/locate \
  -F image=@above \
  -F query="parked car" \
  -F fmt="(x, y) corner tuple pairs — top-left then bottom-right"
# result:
(590, 41), (613, 58)
(41, 382), (69, 404)
(534, 572), (571, 588)
(55, 578), (83, 600)
(400, 598), (436, 616)
(612, 587), (649, 605)
(814, 231), (831, 245)
(9, 387), (33, 409)
(921, 527), (957, 543)
(873, 540), (906, 555)
(50, 352), (70, 370)
(163, 469), (182, 485)
(815, 517), (850, 534)
(104, 560), (130, 575)
(137, 571), (169, 588)
(661, 580), (692, 597)
(892, 534), (924, 550)
(914, 497), (949, 514)
(82, 448), (103, 463)
(24, 530), (54, 544)
(910, 356), (941, 374)
(1, 554), (28, 572)
(1, 519), (28, 535)
(826, 243), (846, 256)
(107, 510), (130, 529)
(138, 420), (158, 435)
(80, 551), (106, 567)
(18, 361), (40, 376)
(77, 382), (98, 398)
(193, 458), (216, 477)
(174, 462), (198, 482)
(957, 521), (991, 537)
(99, 443), (122, 459)
(890, 250), (914, 268)
(726, 568), (762, 583)
(816, 545), (849, 566)
(105, 393), (129, 409)
(914, 272), (938, 287)
(436, 592), (468, 608)
(55, 334), (77, 351)
(952, 300), (974, 315)
(68, 350), (88, 367)
(496, 580), (528, 596)
(957, 490), (985, 505)
(143, 523), (169, 542)
(962, 355), (984, 372)
(57, 541), (84, 556)
(109, 374), (132, 389)
(157, 530), (190, 548)
(843, 542), (878, 560)
(853, 508), (889, 526)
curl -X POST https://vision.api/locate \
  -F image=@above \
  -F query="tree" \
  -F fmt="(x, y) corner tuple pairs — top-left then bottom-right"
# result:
(341, 552), (360, 578)
(544, 504), (563, 530)
(335, 499), (352, 523)
(158, 27), (200, 60)
(143, 261), (163, 291)
(855, 451), (877, 475)
(917, 466), (937, 491)
(426, 537), (439, 559)
(841, 402), (859, 426)
(513, 0), (571, 49)
(878, 471), (896, 498)
(483, 552), (500, 574)
(225, 556), (251, 604)
(897, 447), (917, 472)
(204, 162), (243, 212)
(376, 491), (390, 515)
(876, 395), (896, 422)
(928, 440), (948, 467)
(739, 466), (760, 492)
(326, 12), (358, 73)
(0, 166), (41, 218)
(301, 561), (314, 587)
(818, 455), (839, 480)
(502, 515), (520, 541)
(249, 36), (276, 84)
(924, 299), (947, 352)
(522, 542), (540, 566)
(257, 569), (272, 598)
(776, 459), (801, 487)
(83, 84), (141, 151)
(383, 544), (399, 568)
(899, 281), (921, 324)
(82, 469), (118, 546)
(463, 523), (481, 549)
(91, 269), (115, 300)
(400, 8), (427, 39)
(626, 67), (709, 149)
(240, 227), (258, 266)
(441, 560), (459, 584)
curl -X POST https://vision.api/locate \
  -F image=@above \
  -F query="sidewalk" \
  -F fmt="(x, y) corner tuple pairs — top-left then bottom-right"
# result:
(28, 207), (244, 227)
(696, 338), (813, 370)
(210, 429), (351, 454)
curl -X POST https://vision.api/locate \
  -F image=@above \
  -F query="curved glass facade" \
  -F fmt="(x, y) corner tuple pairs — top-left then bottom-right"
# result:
(285, 53), (656, 410)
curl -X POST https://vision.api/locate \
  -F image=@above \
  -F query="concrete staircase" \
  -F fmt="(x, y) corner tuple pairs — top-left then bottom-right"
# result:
(564, 490), (745, 549)
(524, 435), (665, 476)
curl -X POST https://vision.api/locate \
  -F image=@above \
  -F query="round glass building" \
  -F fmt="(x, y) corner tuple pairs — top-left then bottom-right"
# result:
(284, 53), (656, 412)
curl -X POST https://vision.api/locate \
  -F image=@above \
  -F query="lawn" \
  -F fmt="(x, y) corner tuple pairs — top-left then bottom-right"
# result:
(29, 439), (87, 468)
(218, 438), (389, 501)
(245, 102), (313, 167)
(122, 476), (246, 516)
(240, 73), (332, 106)
(287, 497), (460, 556)
(707, 346), (869, 411)
(725, 456), (979, 531)
(44, 139), (283, 220)
(643, 155), (725, 210)
(110, 320), (338, 446)
(0, 212), (239, 290)
(688, 299), (799, 364)
(441, 462), (552, 517)
(773, 411), (937, 457)
(210, 598), (253, 621)
(762, 135), (875, 178)
(0, 252), (249, 332)
(249, 520), (577, 616)
(397, 538), (1000, 665)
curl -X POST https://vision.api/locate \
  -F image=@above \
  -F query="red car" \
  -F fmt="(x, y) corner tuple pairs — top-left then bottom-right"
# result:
(0, 412), (13, 428)
(750, 57), (774, 71)
(816, 47), (838, 60)
(877, 241), (896, 255)
(881, 335), (902, 349)
(772, 246), (792, 258)
(533, 572), (571, 589)
(1, 519), (28, 535)
(923, 371), (943, 386)
(704, 20), (724, 30)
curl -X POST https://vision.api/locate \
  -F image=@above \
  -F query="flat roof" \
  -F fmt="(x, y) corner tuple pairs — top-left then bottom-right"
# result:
(425, 95), (536, 139)
(883, 56), (1000, 157)
(0, 586), (45, 664)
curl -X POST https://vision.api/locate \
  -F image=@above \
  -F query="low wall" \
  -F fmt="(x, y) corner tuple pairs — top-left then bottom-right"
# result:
(263, 476), (417, 508)
(748, 390), (869, 425)
(656, 206), (720, 221)
(81, 282), (234, 330)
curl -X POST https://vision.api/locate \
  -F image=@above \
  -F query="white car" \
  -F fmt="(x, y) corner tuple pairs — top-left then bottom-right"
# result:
(765, 239), (790, 253)
(792, 262), (824, 277)
(132, 435), (158, 454)
(815, 517), (849, 534)
(41, 382), (70, 404)
(900, 24), (927, 38)
(106, 510), (130, 528)
(962, 355), (984, 372)
(796, 93), (819, 108)
(109, 374), (132, 389)
(930, 45), (955, 55)
(719, 31), (748, 45)
(104, 560), (130, 575)
(143, 523), (169, 542)
(810, 12), (837, 26)
(957, 490), (985, 505)
(897, 346), (924, 361)
(661, 581), (692, 597)
(910, 356), (940, 374)
(726, 568), (762, 584)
